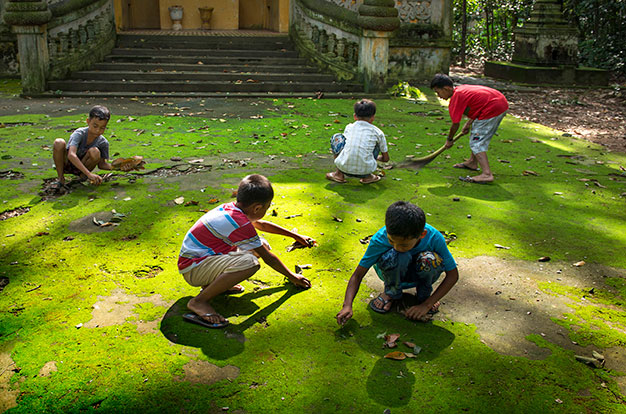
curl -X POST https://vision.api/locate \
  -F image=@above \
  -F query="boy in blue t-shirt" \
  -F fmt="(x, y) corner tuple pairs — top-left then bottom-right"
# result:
(336, 201), (459, 324)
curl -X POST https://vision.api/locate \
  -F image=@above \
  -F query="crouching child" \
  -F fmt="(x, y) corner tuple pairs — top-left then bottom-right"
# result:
(336, 201), (459, 325)
(178, 174), (313, 329)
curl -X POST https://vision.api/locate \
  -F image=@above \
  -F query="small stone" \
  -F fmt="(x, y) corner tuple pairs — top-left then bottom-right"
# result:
(467, 214), (471, 219)
(453, 197), (460, 201)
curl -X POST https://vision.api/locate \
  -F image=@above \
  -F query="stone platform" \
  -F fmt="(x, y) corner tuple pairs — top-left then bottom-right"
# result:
(484, 61), (609, 86)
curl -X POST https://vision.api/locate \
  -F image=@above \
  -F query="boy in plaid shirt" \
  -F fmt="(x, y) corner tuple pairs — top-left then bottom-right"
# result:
(325, 99), (390, 184)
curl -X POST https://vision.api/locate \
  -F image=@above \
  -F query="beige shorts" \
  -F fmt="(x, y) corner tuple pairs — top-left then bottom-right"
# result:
(182, 250), (259, 287)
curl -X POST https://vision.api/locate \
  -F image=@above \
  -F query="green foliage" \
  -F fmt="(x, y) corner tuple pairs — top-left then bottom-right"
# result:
(452, 0), (625, 75)
(387, 81), (425, 100)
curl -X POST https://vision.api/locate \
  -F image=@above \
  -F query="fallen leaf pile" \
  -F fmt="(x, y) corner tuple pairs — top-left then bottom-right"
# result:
(112, 155), (146, 171)
(381, 334), (422, 360)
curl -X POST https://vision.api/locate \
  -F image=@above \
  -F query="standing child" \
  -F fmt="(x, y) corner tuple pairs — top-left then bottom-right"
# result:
(326, 99), (390, 184)
(178, 174), (313, 329)
(336, 201), (459, 325)
(430, 74), (508, 184)
(52, 105), (119, 190)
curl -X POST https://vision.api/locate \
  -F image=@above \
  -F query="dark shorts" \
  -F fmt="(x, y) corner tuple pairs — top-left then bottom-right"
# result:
(63, 160), (82, 176)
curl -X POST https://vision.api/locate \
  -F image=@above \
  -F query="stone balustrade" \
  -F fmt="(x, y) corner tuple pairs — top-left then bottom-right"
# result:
(291, 0), (452, 91)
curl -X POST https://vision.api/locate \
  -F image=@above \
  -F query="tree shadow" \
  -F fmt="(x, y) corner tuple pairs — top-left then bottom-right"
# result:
(324, 181), (384, 203)
(159, 285), (301, 360)
(335, 298), (455, 408)
(427, 182), (514, 202)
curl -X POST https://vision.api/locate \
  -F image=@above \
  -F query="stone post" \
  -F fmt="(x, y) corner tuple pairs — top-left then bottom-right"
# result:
(3, 0), (52, 94)
(357, 0), (400, 92)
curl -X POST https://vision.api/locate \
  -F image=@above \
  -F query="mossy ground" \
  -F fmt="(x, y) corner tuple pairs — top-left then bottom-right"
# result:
(0, 91), (625, 413)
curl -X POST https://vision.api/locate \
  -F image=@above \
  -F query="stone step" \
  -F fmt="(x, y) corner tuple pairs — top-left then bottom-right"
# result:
(116, 35), (293, 50)
(94, 62), (322, 73)
(47, 80), (362, 93)
(104, 54), (309, 66)
(68, 70), (335, 82)
(35, 91), (373, 99)
(110, 48), (299, 58)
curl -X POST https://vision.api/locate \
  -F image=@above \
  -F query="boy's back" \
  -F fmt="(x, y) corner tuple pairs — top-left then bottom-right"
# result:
(335, 120), (387, 176)
(178, 202), (262, 272)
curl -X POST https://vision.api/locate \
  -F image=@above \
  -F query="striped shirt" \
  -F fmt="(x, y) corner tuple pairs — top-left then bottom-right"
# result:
(178, 202), (262, 273)
(334, 120), (388, 176)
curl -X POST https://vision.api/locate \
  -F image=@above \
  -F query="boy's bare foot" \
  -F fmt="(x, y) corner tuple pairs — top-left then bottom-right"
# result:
(369, 293), (393, 313)
(459, 174), (493, 184)
(326, 171), (347, 183)
(359, 174), (381, 184)
(187, 298), (227, 325)
(453, 162), (479, 171)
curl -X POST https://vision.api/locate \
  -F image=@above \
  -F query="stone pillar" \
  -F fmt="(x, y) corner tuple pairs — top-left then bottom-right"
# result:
(359, 30), (392, 92)
(3, 0), (52, 94)
(357, 0), (400, 92)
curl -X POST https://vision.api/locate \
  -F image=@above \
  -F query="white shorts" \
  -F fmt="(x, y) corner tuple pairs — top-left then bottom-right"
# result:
(469, 112), (506, 154)
(182, 250), (259, 287)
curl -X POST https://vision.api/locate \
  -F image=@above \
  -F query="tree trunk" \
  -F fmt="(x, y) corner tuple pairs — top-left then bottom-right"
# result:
(461, 0), (467, 67)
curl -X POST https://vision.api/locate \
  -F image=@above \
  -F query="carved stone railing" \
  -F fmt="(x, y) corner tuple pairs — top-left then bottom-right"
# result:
(47, 0), (116, 80)
(290, 0), (452, 90)
(2, 0), (115, 93)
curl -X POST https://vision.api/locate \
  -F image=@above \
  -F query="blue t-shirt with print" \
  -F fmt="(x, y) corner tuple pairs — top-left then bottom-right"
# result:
(359, 223), (456, 271)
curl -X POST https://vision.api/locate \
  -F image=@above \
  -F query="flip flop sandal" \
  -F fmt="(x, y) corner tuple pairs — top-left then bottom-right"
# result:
(453, 163), (479, 171)
(360, 175), (381, 184)
(326, 172), (347, 183)
(183, 313), (229, 329)
(369, 295), (392, 313)
(224, 284), (245, 294)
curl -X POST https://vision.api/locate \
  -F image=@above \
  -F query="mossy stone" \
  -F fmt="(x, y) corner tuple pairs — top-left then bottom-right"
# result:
(357, 15), (400, 31)
(3, 10), (51, 26)
(358, 5), (398, 18)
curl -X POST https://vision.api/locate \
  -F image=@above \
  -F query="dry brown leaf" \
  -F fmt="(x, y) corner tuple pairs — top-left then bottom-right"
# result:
(522, 170), (538, 176)
(403, 341), (416, 348)
(384, 351), (407, 360)
(174, 197), (185, 205)
(573, 260), (586, 267)
(112, 155), (146, 171)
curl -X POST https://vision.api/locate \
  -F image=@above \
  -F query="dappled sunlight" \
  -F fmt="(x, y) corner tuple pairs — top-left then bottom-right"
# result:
(1, 97), (625, 412)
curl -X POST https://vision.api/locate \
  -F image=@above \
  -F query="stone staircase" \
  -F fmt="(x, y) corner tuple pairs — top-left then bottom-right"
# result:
(46, 33), (364, 98)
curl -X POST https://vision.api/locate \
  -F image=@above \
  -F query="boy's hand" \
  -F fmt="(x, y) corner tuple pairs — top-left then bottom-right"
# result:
(289, 273), (311, 289)
(293, 234), (316, 248)
(88, 173), (102, 185)
(336, 306), (353, 326)
(404, 303), (431, 321)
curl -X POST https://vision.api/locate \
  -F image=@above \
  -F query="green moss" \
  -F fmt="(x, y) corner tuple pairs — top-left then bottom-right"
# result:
(0, 96), (625, 412)
(539, 280), (626, 348)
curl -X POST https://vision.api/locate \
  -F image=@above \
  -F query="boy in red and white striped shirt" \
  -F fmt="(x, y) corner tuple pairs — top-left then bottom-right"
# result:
(178, 174), (313, 328)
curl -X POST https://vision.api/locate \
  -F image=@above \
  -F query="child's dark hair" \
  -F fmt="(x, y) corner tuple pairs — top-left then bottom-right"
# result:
(385, 201), (426, 239)
(430, 74), (454, 89)
(89, 105), (110, 121)
(236, 174), (274, 207)
(354, 99), (376, 119)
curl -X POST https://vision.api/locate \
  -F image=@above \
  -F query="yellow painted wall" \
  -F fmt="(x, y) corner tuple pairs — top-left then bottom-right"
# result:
(159, 0), (239, 30)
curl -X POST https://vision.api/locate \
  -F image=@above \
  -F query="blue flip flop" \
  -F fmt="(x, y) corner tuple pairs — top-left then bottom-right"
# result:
(183, 313), (229, 329)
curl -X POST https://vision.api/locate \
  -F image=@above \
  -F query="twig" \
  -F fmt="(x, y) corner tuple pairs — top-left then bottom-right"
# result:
(26, 285), (41, 293)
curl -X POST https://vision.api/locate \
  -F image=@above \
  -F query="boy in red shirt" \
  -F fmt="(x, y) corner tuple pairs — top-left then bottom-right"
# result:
(430, 74), (508, 184)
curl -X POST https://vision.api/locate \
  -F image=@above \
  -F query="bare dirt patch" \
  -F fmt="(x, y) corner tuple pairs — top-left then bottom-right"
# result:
(84, 289), (170, 334)
(174, 360), (239, 385)
(0, 341), (19, 412)
(364, 255), (626, 391)
(38, 361), (57, 377)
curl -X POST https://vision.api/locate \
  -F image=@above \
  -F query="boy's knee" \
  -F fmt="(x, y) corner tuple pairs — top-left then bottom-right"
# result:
(415, 251), (443, 272)
(86, 147), (101, 160)
(53, 139), (66, 150)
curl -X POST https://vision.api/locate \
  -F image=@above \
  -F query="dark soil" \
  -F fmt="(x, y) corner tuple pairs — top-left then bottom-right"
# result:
(451, 66), (626, 153)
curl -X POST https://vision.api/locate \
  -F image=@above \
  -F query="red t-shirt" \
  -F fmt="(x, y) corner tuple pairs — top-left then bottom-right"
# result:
(448, 85), (509, 124)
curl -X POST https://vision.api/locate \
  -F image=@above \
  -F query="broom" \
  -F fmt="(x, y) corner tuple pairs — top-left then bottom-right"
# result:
(398, 132), (465, 170)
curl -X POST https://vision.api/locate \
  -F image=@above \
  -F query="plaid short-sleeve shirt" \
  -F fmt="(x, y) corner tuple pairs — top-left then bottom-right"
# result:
(334, 120), (388, 176)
